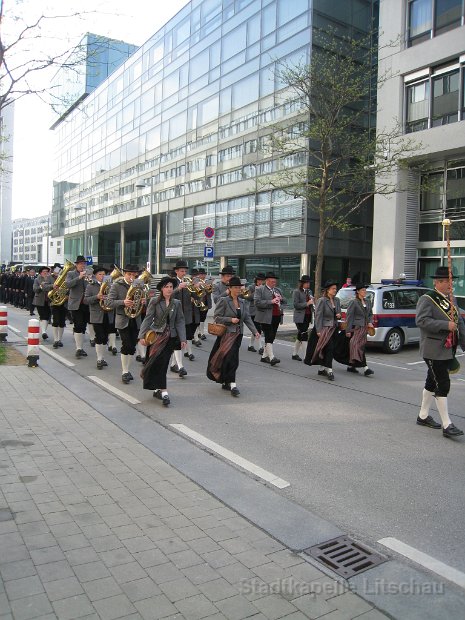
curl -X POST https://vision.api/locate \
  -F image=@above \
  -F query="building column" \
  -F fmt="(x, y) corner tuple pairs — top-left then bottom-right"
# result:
(155, 215), (161, 275)
(300, 253), (310, 276)
(219, 256), (227, 271)
(120, 222), (125, 267)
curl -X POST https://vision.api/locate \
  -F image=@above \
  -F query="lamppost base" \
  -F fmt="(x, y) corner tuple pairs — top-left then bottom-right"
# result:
(27, 355), (39, 368)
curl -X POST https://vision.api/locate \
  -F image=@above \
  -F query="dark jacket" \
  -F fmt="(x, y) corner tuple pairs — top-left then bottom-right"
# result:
(345, 297), (373, 331)
(139, 297), (186, 341)
(314, 296), (341, 332)
(214, 296), (257, 335)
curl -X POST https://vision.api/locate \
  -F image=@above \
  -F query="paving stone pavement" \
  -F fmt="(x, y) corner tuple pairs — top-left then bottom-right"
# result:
(0, 366), (388, 620)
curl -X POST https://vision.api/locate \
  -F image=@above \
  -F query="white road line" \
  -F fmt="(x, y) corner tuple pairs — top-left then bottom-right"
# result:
(170, 423), (290, 489)
(407, 361), (424, 365)
(87, 375), (141, 405)
(39, 346), (75, 367)
(8, 326), (22, 335)
(378, 537), (465, 590)
(367, 361), (409, 370)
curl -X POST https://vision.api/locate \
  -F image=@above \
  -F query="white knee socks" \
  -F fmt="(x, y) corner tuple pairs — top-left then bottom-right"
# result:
(435, 397), (452, 429)
(419, 389), (434, 419)
(40, 320), (48, 336)
(108, 333), (116, 348)
(174, 350), (183, 368)
(58, 327), (64, 341)
(53, 326), (59, 342)
(95, 344), (105, 361)
(121, 354), (132, 374)
(74, 332), (83, 350)
(88, 324), (95, 340)
(293, 340), (301, 355)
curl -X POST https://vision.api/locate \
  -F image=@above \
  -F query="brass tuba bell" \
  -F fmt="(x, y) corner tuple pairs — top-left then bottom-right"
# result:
(124, 269), (152, 319)
(99, 265), (123, 312)
(47, 259), (74, 306)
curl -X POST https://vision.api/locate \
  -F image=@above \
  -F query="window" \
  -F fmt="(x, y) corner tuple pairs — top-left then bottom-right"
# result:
(408, 0), (464, 45)
(396, 289), (421, 309)
(432, 70), (459, 126)
(406, 80), (429, 132)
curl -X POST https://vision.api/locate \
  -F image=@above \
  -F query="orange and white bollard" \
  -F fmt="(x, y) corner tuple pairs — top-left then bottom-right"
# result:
(0, 306), (7, 343)
(27, 319), (40, 367)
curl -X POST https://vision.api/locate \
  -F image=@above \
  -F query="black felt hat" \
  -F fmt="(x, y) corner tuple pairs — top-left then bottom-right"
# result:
(219, 265), (235, 275)
(431, 266), (458, 279)
(174, 259), (188, 269)
(265, 271), (279, 279)
(122, 264), (140, 273)
(299, 275), (311, 283)
(355, 282), (369, 290)
(198, 268), (206, 274)
(156, 276), (178, 291)
(323, 279), (338, 289)
(93, 265), (106, 274)
(255, 272), (266, 281)
(74, 255), (86, 263)
(228, 276), (242, 287)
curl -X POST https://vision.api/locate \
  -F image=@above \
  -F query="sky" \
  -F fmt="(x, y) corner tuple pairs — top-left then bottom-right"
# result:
(8, 0), (190, 219)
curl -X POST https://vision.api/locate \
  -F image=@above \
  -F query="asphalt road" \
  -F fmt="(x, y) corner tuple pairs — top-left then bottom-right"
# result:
(5, 307), (465, 581)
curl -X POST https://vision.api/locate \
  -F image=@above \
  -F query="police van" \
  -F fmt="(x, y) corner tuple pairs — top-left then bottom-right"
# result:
(337, 280), (434, 353)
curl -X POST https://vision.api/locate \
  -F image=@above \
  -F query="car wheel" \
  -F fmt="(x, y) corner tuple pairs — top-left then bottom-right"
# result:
(383, 328), (404, 354)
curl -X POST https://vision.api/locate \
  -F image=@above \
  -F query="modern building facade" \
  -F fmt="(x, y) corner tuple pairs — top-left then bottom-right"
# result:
(11, 215), (64, 267)
(54, 0), (377, 298)
(0, 103), (14, 266)
(373, 0), (465, 299)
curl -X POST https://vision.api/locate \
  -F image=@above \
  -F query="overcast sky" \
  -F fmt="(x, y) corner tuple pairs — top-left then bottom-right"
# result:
(9, 0), (190, 219)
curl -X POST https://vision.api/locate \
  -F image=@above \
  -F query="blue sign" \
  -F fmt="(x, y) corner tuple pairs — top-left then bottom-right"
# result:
(204, 226), (215, 239)
(204, 245), (214, 259)
(86, 256), (93, 265)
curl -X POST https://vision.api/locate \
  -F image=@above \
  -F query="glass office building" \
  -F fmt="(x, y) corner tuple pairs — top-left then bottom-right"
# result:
(54, 0), (377, 296)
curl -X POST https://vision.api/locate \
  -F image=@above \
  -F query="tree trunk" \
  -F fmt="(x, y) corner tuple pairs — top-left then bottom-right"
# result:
(314, 212), (326, 300)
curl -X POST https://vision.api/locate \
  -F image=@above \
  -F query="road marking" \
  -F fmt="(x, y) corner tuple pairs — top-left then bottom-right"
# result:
(87, 375), (141, 404)
(378, 537), (465, 590)
(407, 361), (424, 365)
(39, 346), (75, 367)
(170, 423), (290, 489)
(8, 326), (22, 335)
(367, 361), (409, 370)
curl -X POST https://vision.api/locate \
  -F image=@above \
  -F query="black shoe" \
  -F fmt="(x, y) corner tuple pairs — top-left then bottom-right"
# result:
(122, 373), (131, 384)
(318, 370), (326, 376)
(135, 355), (143, 362)
(97, 360), (104, 370)
(258, 347), (264, 355)
(42, 333), (49, 340)
(292, 355), (302, 361)
(200, 334), (207, 340)
(327, 371), (335, 381)
(193, 340), (202, 347)
(364, 368), (374, 376)
(270, 357), (280, 366)
(443, 424), (464, 438)
(347, 366), (359, 374)
(53, 341), (59, 349)
(90, 339), (95, 347)
(111, 347), (117, 356)
(170, 364), (179, 373)
(101, 360), (108, 367)
(261, 357), (271, 364)
(222, 383), (231, 391)
(248, 346), (257, 352)
(187, 353), (195, 361)
(417, 415), (441, 429)
(75, 349), (83, 358)
(127, 372), (134, 380)
(57, 341), (63, 347)
(153, 390), (170, 406)
(231, 387), (240, 397)
(178, 367), (187, 377)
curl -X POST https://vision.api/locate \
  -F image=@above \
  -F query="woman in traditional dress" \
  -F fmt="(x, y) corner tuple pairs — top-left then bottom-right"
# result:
(292, 275), (314, 361)
(207, 276), (259, 396)
(304, 280), (341, 381)
(345, 283), (374, 377)
(138, 276), (187, 406)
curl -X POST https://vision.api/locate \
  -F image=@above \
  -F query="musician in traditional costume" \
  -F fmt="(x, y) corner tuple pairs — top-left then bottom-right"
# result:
(84, 266), (115, 370)
(304, 280), (341, 380)
(415, 266), (465, 438)
(193, 267), (212, 344)
(212, 265), (235, 304)
(169, 260), (192, 377)
(32, 266), (53, 340)
(254, 272), (285, 366)
(106, 264), (141, 384)
(65, 256), (91, 358)
(345, 284), (374, 376)
(138, 276), (187, 406)
(207, 276), (259, 396)
(292, 275), (314, 361)
(246, 273), (265, 354)
(49, 265), (68, 349)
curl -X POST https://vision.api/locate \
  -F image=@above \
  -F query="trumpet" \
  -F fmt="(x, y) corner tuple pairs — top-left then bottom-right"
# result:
(183, 276), (208, 311)
(240, 287), (253, 300)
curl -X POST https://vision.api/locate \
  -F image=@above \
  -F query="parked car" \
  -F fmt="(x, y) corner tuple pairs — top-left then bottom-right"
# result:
(337, 280), (434, 353)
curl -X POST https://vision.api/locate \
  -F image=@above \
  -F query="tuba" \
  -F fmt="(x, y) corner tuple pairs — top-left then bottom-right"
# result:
(47, 259), (74, 306)
(124, 269), (152, 319)
(99, 265), (122, 312)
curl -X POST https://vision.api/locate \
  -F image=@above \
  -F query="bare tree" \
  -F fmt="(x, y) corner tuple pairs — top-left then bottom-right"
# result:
(262, 28), (421, 297)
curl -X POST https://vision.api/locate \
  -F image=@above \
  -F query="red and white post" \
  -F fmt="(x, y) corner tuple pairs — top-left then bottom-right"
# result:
(27, 319), (40, 367)
(0, 306), (7, 343)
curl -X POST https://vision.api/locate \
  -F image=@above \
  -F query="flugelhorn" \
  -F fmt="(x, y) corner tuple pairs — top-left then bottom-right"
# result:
(99, 265), (122, 312)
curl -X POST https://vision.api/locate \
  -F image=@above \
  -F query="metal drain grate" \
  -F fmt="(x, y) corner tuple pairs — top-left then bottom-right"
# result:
(303, 536), (387, 578)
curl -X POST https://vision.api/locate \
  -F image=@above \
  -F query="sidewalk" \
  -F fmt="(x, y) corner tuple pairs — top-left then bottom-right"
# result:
(0, 364), (387, 620)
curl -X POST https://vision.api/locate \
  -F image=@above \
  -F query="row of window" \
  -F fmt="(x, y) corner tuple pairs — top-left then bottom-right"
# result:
(408, 0), (465, 46)
(420, 161), (465, 218)
(406, 63), (465, 132)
